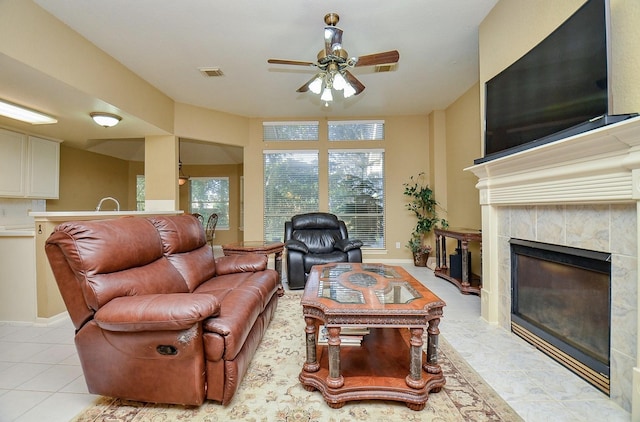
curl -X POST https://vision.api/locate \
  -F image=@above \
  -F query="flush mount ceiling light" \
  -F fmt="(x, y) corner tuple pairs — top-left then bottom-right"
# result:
(90, 112), (122, 128)
(0, 99), (58, 125)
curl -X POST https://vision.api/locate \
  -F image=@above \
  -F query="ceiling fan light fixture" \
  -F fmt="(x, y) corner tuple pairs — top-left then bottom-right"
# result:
(333, 71), (347, 90)
(308, 76), (323, 94)
(321, 87), (333, 102)
(90, 112), (121, 127)
(343, 83), (356, 98)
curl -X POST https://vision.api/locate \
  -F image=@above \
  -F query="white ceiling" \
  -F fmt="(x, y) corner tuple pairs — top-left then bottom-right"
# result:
(5, 1), (498, 163)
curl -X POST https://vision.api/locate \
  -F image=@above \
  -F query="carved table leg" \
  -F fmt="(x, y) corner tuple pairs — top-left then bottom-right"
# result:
(275, 249), (284, 296)
(326, 327), (344, 388)
(424, 318), (442, 376)
(461, 239), (470, 287)
(405, 327), (427, 389)
(435, 233), (442, 270)
(303, 317), (319, 373)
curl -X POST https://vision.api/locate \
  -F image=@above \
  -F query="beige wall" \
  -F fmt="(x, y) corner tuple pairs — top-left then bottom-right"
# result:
(444, 83), (482, 273)
(445, 83), (481, 229)
(47, 145), (130, 211)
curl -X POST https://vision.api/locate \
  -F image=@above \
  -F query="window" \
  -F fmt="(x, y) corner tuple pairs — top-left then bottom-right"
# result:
(263, 151), (319, 242)
(263, 121), (319, 141)
(189, 177), (230, 229)
(328, 120), (384, 141)
(136, 175), (145, 211)
(329, 149), (385, 249)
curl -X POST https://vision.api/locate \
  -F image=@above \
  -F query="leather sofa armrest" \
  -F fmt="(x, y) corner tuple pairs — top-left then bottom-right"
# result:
(94, 293), (220, 332)
(334, 238), (363, 252)
(285, 239), (309, 254)
(214, 254), (268, 276)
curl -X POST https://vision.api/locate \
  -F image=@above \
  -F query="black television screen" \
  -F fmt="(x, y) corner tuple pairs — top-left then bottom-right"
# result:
(480, 0), (610, 163)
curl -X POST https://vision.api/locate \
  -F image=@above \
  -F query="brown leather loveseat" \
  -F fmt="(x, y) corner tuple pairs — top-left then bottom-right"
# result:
(45, 214), (282, 406)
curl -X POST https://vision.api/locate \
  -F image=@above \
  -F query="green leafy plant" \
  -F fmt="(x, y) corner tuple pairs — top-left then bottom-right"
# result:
(405, 232), (433, 254)
(403, 172), (447, 254)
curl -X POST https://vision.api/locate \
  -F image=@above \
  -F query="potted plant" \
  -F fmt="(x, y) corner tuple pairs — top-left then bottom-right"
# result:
(403, 172), (447, 266)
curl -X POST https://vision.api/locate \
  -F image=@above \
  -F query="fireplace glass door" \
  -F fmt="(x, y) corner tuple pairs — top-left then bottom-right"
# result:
(510, 239), (611, 387)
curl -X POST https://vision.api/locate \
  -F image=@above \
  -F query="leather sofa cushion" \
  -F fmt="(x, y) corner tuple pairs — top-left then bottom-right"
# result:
(50, 218), (190, 310)
(150, 215), (208, 254)
(54, 217), (163, 275)
(292, 230), (342, 254)
(94, 293), (220, 332)
(303, 251), (348, 273)
(215, 254), (267, 275)
(202, 287), (264, 360)
(150, 216), (216, 291)
(291, 212), (340, 230)
(195, 270), (279, 312)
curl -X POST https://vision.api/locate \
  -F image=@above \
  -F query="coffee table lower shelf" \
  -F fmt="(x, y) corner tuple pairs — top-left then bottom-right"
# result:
(299, 327), (445, 410)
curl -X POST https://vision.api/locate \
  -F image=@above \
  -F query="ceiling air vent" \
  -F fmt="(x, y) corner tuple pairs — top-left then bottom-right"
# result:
(375, 64), (395, 73)
(198, 67), (224, 77)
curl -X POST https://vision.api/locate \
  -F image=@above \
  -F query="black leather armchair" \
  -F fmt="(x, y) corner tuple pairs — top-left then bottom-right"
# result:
(284, 212), (363, 289)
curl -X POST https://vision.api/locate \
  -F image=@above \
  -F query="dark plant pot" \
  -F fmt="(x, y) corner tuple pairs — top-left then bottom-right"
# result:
(413, 252), (429, 267)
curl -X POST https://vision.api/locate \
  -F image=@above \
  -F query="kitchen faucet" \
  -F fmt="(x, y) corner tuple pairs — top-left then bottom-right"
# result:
(96, 197), (121, 211)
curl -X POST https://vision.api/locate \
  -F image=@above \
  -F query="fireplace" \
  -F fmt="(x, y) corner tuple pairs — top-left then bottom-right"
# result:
(510, 239), (611, 394)
(466, 117), (640, 412)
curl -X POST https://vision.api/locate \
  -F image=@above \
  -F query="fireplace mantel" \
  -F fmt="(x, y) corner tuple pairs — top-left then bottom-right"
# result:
(467, 116), (640, 206)
(465, 116), (640, 414)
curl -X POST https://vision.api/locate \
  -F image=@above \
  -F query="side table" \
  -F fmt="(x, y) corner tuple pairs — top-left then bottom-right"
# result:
(222, 241), (284, 285)
(434, 228), (482, 295)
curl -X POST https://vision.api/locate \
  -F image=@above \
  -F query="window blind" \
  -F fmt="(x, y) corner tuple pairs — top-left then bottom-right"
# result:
(328, 149), (385, 248)
(263, 151), (319, 242)
(328, 120), (384, 141)
(263, 121), (319, 141)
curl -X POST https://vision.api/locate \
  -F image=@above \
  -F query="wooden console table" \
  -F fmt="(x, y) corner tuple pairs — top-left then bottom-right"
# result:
(434, 228), (482, 295)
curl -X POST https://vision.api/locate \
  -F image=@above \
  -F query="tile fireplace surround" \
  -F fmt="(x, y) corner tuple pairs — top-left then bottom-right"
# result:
(466, 116), (640, 414)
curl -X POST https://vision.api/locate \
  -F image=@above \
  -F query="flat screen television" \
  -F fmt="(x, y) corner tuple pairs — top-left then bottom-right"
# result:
(476, 0), (635, 164)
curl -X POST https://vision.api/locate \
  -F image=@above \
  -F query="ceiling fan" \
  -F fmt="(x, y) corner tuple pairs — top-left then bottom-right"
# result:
(267, 13), (400, 101)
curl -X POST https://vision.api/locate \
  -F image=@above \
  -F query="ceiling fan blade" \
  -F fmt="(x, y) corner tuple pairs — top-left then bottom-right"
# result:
(354, 50), (400, 67)
(343, 70), (366, 95)
(324, 26), (343, 56)
(267, 59), (316, 67)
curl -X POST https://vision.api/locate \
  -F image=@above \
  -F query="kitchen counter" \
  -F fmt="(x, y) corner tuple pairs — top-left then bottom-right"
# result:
(30, 210), (182, 221)
(0, 228), (35, 237)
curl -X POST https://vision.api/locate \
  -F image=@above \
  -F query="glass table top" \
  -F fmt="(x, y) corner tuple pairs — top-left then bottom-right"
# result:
(316, 263), (422, 305)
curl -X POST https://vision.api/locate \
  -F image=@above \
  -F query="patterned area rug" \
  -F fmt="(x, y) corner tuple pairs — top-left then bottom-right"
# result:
(72, 293), (522, 422)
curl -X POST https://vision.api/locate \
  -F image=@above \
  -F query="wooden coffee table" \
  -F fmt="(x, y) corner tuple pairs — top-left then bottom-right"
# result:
(299, 263), (446, 410)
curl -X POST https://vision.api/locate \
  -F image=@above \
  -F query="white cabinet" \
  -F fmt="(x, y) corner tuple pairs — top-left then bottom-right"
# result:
(0, 128), (27, 196)
(0, 128), (60, 199)
(27, 136), (60, 198)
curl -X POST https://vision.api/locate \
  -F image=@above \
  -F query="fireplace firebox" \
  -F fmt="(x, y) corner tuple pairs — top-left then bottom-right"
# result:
(510, 239), (611, 394)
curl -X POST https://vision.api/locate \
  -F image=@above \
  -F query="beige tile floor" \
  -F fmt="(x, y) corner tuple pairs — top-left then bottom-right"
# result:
(0, 263), (631, 421)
